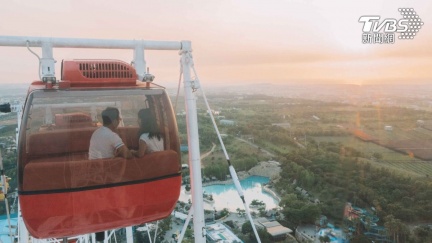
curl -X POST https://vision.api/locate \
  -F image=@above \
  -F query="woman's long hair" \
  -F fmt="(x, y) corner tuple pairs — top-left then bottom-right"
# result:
(138, 108), (163, 140)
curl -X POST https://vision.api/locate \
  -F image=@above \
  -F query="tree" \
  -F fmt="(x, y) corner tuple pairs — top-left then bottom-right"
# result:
(258, 207), (266, 217)
(283, 202), (321, 226)
(256, 228), (271, 243)
(319, 235), (330, 243)
(301, 204), (321, 224)
(384, 214), (408, 243)
(412, 225), (432, 242)
(134, 231), (146, 243)
(372, 152), (383, 160)
(158, 216), (172, 235)
(236, 208), (246, 217)
(185, 228), (193, 239)
(224, 220), (236, 229)
(221, 208), (230, 217)
(350, 235), (372, 243)
(241, 222), (253, 235)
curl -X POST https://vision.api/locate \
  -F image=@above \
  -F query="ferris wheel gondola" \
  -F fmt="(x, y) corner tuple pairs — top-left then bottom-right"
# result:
(0, 36), (226, 243)
(17, 59), (182, 238)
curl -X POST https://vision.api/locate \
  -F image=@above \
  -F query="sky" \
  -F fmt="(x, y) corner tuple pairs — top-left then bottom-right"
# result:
(0, 0), (432, 87)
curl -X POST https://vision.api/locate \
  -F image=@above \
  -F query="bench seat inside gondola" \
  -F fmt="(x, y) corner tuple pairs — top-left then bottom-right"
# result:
(23, 127), (180, 191)
(23, 150), (180, 191)
(26, 126), (141, 160)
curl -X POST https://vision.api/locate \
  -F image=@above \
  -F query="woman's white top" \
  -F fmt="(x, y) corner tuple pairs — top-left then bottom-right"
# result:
(139, 133), (164, 153)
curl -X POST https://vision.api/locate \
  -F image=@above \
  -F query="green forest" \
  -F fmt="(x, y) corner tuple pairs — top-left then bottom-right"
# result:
(192, 94), (432, 242)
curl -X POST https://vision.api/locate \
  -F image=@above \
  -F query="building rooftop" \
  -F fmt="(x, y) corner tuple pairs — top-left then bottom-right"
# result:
(206, 223), (243, 243)
(255, 218), (293, 237)
(267, 225), (293, 236)
(172, 211), (188, 221)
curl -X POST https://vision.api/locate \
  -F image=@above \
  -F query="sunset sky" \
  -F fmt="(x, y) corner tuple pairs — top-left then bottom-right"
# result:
(0, 0), (431, 86)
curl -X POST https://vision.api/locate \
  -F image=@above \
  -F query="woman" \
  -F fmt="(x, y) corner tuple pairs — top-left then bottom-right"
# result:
(134, 108), (164, 157)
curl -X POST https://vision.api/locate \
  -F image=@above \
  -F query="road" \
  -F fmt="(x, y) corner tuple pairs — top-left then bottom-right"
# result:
(200, 143), (216, 160)
(234, 137), (276, 158)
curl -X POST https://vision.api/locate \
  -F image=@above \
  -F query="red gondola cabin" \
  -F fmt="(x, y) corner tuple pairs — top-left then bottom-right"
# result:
(18, 60), (181, 238)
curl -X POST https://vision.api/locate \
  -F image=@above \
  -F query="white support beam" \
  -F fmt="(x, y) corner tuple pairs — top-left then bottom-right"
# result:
(181, 40), (206, 243)
(133, 45), (146, 81)
(40, 42), (56, 81)
(126, 227), (134, 243)
(0, 35), (181, 82)
(0, 36), (182, 50)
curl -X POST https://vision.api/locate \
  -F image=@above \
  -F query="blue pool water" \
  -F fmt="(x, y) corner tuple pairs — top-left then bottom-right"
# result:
(202, 176), (279, 211)
(318, 225), (347, 243)
(204, 176), (270, 194)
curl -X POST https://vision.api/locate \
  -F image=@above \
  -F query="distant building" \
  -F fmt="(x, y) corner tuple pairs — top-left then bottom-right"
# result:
(255, 218), (293, 241)
(384, 125), (393, 131)
(295, 186), (309, 197)
(207, 110), (221, 115)
(206, 223), (243, 243)
(180, 145), (188, 152)
(271, 123), (291, 129)
(171, 211), (188, 223)
(220, 119), (236, 126)
(295, 225), (316, 243)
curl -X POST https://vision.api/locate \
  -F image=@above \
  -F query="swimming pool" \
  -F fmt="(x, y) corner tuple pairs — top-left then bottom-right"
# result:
(202, 176), (279, 211)
(318, 224), (347, 243)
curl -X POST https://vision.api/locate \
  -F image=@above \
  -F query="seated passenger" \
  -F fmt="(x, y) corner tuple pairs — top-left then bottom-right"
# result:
(134, 108), (164, 157)
(89, 107), (134, 159)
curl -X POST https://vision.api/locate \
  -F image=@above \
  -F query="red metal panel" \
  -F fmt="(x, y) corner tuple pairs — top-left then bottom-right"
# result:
(19, 176), (181, 238)
(61, 60), (137, 87)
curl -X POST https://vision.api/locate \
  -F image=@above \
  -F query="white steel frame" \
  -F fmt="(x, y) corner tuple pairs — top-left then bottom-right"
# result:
(0, 36), (206, 243)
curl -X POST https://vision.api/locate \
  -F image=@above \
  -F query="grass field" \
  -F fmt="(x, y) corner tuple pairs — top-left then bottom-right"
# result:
(257, 140), (297, 155)
(312, 136), (412, 160)
(313, 135), (432, 178)
(377, 160), (432, 177)
(360, 158), (423, 178)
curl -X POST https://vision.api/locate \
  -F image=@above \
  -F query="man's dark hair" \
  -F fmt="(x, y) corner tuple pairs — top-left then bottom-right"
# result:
(102, 107), (120, 126)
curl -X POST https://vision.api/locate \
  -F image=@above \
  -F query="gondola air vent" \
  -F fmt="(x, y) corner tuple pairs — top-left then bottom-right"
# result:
(61, 59), (137, 86)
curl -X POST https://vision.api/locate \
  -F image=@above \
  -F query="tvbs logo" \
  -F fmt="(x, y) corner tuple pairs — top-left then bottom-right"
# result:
(359, 16), (408, 33)
(359, 8), (423, 44)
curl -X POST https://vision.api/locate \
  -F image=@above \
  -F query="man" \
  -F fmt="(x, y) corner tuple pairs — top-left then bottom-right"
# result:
(89, 107), (134, 159)
(88, 107), (134, 243)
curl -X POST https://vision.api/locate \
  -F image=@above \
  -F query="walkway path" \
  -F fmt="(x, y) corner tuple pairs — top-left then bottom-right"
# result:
(199, 143), (217, 168)
(200, 142), (216, 160)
